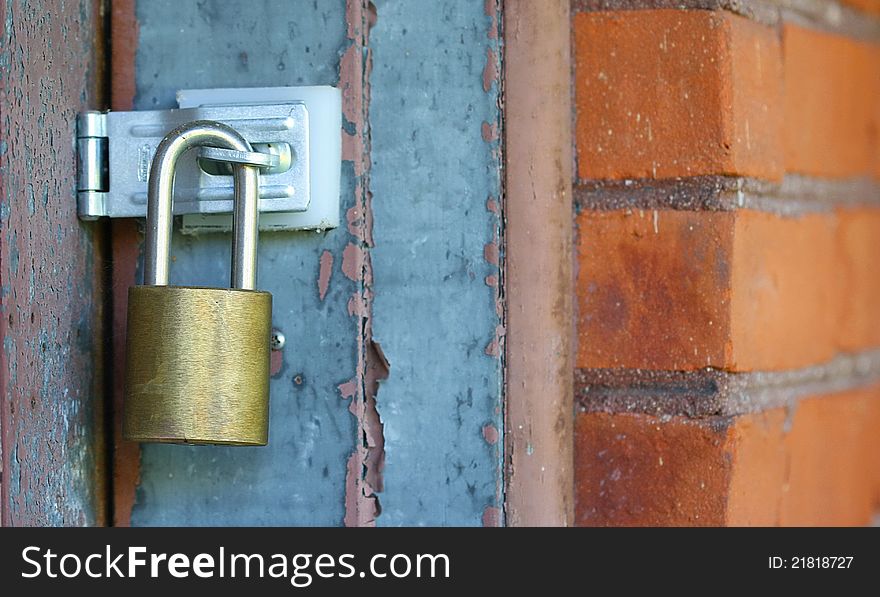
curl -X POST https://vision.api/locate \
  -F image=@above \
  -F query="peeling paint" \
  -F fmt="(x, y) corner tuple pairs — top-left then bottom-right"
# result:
(482, 506), (502, 527)
(482, 424), (499, 445)
(318, 250), (334, 301)
(484, 238), (500, 267)
(485, 324), (506, 358)
(340, 242), (365, 282)
(481, 120), (500, 142)
(482, 48), (499, 92)
(369, 0), (504, 525)
(340, 0), (386, 529)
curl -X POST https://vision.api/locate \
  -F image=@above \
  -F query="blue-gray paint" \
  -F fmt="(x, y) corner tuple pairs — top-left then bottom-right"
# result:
(1, 0), (105, 526)
(369, 0), (504, 525)
(130, 0), (358, 526)
(129, 0), (505, 526)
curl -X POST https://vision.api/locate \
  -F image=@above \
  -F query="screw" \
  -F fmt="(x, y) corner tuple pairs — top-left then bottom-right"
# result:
(270, 328), (286, 351)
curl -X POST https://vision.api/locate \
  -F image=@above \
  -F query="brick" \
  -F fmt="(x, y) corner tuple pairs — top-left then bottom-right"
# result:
(727, 387), (880, 526)
(575, 411), (732, 526)
(573, 10), (782, 181)
(729, 210), (838, 371)
(577, 208), (841, 371)
(578, 202), (880, 370)
(836, 208), (880, 351)
(576, 385), (880, 526)
(783, 25), (880, 179)
(840, 0), (880, 15)
(875, 99), (880, 179)
(576, 209), (734, 370)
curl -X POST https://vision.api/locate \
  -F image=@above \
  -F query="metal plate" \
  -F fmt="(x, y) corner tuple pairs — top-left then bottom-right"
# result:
(77, 102), (310, 218)
(178, 86), (341, 232)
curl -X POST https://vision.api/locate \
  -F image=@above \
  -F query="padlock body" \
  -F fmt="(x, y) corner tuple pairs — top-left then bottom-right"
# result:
(123, 285), (272, 445)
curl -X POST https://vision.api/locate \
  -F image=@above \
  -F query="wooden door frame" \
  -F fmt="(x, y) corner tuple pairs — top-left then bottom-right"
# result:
(503, 0), (574, 526)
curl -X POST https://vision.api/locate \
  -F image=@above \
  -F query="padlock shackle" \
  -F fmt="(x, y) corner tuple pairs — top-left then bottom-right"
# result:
(144, 120), (259, 290)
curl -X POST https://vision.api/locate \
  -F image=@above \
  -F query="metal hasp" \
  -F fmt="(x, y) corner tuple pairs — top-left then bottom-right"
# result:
(123, 120), (272, 446)
(76, 101), (310, 219)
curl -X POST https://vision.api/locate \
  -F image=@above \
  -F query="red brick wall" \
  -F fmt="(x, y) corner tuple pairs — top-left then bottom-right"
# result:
(573, 1), (880, 525)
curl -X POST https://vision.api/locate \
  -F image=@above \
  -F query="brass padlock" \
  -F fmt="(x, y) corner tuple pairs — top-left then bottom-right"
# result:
(123, 120), (272, 446)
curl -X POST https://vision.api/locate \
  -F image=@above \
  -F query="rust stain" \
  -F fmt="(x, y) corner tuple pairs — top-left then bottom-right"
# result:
(341, 130), (365, 177)
(111, 0), (139, 113)
(484, 237), (500, 267)
(318, 250), (334, 302)
(339, 6), (367, 180)
(346, 200), (375, 247)
(339, 44), (363, 127)
(347, 292), (368, 318)
(362, 190), (375, 248)
(109, 0), (142, 528)
(344, 452), (370, 526)
(362, 341), (389, 495)
(343, 340), (388, 527)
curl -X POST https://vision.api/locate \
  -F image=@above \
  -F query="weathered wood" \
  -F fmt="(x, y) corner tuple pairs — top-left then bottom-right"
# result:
(503, 0), (575, 526)
(0, 0), (108, 526)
